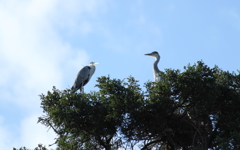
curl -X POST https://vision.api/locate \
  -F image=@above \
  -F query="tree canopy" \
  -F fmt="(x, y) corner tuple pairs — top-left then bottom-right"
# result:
(16, 61), (240, 150)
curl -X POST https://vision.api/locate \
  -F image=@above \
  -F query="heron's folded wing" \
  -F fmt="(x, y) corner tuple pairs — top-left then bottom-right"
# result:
(73, 66), (90, 88)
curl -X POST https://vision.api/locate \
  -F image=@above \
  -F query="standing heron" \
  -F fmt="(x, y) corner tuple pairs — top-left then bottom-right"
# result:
(71, 62), (98, 93)
(145, 51), (162, 82)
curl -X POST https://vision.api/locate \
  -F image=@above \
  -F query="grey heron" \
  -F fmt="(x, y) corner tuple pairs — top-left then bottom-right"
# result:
(145, 51), (162, 82)
(71, 62), (98, 93)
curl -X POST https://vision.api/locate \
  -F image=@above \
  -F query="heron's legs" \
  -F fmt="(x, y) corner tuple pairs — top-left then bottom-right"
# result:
(81, 87), (84, 93)
(80, 77), (84, 93)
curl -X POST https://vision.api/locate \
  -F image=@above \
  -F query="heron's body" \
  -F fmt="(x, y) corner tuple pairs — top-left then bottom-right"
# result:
(72, 62), (98, 92)
(145, 51), (161, 82)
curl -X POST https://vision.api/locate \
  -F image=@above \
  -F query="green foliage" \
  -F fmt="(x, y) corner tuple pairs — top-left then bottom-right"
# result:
(36, 61), (240, 150)
(13, 144), (47, 150)
(38, 76), (143, 150)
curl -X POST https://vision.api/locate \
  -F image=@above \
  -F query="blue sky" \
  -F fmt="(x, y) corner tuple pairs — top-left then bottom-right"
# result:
(0, 0), (240, 149)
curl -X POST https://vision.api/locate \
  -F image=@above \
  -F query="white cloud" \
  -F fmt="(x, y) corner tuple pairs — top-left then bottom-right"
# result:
(0, 116), (12, 150)
(0, 0), (107, 149)
(18, 114), (57, 149)
(0, 0), (94, 107)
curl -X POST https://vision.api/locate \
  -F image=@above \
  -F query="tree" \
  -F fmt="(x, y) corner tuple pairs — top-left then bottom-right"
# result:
(33, 61), (240, 149)
(13, 144), (47, 150)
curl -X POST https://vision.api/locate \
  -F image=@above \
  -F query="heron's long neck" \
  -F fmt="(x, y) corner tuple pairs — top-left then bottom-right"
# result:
(89, 65), (96, 79)
(153, 56), (160, 73)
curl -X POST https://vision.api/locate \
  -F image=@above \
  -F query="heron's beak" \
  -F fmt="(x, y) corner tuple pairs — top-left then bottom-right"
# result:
(145, 53), (152, 56)
(93, 62), (99, 65)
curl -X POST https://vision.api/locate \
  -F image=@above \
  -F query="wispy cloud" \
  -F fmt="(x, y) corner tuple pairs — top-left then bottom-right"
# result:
(19, 113), (57, 148)
(0, 116), (12, 150)
(0, 0), (107, 149)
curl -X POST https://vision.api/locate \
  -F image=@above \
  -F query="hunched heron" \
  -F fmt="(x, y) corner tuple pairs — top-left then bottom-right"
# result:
(72, 62), (98, 93)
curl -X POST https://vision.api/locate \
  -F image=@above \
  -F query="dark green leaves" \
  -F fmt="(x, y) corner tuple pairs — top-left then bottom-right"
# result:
(37, 61), (240, 150)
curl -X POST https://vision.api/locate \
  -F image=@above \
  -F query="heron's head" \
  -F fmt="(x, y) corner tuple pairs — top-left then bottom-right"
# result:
(89, 62), (99, 66)
(145, 51), (160, 58)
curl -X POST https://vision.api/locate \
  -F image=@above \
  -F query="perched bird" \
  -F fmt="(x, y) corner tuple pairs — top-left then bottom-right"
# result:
(145, 51), (162, 82)
(72, 62), (98, 93)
